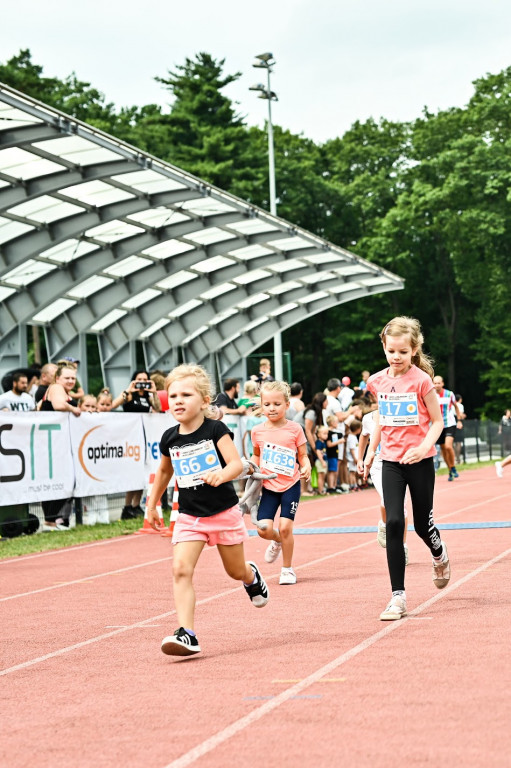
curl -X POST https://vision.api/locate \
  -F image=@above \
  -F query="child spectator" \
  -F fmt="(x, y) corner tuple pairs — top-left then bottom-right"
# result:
(238, 380), (259, 411)
(96, 390), (113, 411)
(347, 419), (362, 490)
(326, 414), (343, 493)
(314, 425), (329, 495)
(78, 394), (97, 412)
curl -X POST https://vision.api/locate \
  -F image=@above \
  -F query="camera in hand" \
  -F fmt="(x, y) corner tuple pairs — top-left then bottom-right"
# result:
(135, 381), (151, 390)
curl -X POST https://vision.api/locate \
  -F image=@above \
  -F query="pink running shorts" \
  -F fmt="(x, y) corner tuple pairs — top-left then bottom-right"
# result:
(172, 504), (249, 547)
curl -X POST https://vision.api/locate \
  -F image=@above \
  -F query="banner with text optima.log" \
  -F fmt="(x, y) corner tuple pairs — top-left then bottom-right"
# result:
(1, 412), (149, 504)
(0, 412), (243, 505)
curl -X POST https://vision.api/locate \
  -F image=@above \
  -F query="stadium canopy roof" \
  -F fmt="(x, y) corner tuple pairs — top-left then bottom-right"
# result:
(0, 83), (404, 392)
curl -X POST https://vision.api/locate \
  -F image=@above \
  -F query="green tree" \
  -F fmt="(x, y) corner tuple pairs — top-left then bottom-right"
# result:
(155, 53), (264, 194)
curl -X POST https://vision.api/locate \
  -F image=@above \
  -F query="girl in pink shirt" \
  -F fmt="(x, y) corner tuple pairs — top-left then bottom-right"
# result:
(364, 317), (450, 621)
(251, 381), (311, 585)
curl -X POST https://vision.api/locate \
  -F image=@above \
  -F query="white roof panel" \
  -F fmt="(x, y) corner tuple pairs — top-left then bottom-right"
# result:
(85, 220), (144, 242)
(33, 298), (77, 323)
(39, 239), (98, 263)
(140, 318), (171, 338)
(0, 105), (41, 130)
(67, 275), (113, 299)
(2, 259), (56, 286)
(157, 270), (197, 291)
(169, 298), (201, 318)
(33, 136), (120, 165)
(111, 169), (187, 194)
(61, 180), (135, 206)
(142, 239), (195, 260)
(122, 288), (161, 309)
(185, 227), (237, 246)
(103, 255), (152, 278)
(127, 207), (189, 228)
(0, 147), (62, 179)
(90, 308), (128, 332)
(9, 196), (83, 224)
(0, 216), (33, 244)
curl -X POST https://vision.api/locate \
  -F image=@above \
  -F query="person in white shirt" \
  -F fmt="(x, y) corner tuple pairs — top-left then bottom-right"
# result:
(0, 372), (35, 412)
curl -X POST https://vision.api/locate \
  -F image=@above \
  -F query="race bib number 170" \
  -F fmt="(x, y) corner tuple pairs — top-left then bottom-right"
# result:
(378, 392), (419, 427)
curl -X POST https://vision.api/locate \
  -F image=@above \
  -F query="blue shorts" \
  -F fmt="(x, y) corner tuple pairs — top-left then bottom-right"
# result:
(257, 480), (301, 522)
(327, 457), (338, 473)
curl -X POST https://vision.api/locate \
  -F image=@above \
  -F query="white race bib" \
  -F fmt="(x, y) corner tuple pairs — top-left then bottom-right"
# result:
(261, 441), (296, 477)
(378, 392), (419, 427)
(170, 440), (221, 488)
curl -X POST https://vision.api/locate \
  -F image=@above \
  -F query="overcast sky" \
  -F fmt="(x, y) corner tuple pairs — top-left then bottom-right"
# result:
(2, 1), (511, 143)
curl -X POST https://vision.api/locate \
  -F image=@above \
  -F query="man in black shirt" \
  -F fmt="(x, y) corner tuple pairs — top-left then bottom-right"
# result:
(214, 378), (247, 416)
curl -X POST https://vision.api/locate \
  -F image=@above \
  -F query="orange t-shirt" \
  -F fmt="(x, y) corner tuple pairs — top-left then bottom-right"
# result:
(367, 365), (435, 463)
(251, 419), (306, 492)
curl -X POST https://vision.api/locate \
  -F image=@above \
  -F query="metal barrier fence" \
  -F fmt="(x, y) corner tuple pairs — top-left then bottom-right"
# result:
(455, 419), (511, 464)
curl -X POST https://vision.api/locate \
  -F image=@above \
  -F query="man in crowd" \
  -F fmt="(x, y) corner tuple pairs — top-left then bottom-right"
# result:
(0, 371), (36, 411)
(34, 363), (58, 403)
(433, 375), (463, 481)
(215, 378), (247, 416)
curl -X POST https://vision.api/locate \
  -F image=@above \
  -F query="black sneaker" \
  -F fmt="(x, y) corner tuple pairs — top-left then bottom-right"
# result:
(244, 561), (269, 607)
(131, 505), (145, 518)
(161, 627), (201, 656)
(121, 505), (136, 520)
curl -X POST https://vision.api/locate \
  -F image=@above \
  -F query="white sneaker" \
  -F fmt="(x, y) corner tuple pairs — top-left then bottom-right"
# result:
(377, 520), (386, 548)
(404, 542), (409, 566)
(380, 594), (407, 621)
(495, 461), (504, 478)
(432, 542), (451, 589)
(279, 567), (297, 585)
(265, 539), (282, 563)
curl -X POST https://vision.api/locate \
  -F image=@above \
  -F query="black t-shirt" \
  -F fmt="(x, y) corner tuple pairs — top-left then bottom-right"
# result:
(35, 385), (48, 404)
(214, 391), (238, 410)
(326, 429), (342, 459)
(159, 418), (239, 517)
(123, 391), (152, 413)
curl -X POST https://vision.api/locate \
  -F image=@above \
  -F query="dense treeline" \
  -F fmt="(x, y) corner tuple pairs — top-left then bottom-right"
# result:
(2, 50), (511, 417)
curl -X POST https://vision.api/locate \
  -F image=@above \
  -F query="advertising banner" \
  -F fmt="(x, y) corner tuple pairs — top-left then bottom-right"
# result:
(0, 412), (74, 504)
(142, 412), (177, 480)
(69, 413), (146, 496)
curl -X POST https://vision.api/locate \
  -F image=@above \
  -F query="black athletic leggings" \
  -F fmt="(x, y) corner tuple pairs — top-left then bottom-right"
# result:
(382, 457), (443, 592)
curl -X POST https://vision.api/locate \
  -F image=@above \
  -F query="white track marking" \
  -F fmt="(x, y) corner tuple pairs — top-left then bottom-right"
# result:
(0, 556), (172, 602)
(162, 545), (511, 768)
(0, 534), (146, 565)
(0, 539), (376, 677)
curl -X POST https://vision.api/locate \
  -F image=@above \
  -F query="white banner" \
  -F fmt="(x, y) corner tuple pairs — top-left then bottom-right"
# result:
(69, 413), (146, 496)
(0, 412), (75, 504)
(142, 412), (177, 480)
(0, 412), (248, 505)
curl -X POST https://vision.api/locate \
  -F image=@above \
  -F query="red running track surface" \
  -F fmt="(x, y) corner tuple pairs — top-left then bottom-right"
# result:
(1, 465), (511, 768)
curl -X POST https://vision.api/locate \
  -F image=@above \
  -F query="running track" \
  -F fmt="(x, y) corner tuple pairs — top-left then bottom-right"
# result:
(1, 465), (510, 767)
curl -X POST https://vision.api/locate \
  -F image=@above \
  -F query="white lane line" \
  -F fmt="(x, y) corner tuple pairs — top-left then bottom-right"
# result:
(0, 533), (147, 565)
(0, 539), (375, 677)
(0, 556), (172, 602)
(162, 545), (511, 768)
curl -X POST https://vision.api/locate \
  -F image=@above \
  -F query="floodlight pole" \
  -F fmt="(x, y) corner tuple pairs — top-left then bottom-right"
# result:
(251, 53), (282, 379)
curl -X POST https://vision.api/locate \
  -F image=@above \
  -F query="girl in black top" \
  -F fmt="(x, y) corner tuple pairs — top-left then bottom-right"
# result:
(146, 364), (269, 657)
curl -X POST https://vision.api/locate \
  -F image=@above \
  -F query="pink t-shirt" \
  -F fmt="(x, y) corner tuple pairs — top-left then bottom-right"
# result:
(367, 365), (435, 462)
(251, 419), (306, 492)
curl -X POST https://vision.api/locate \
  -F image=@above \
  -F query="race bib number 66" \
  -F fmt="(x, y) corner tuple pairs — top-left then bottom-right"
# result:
(171, 440), (221, 488)
(378, 392), (419, 427)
